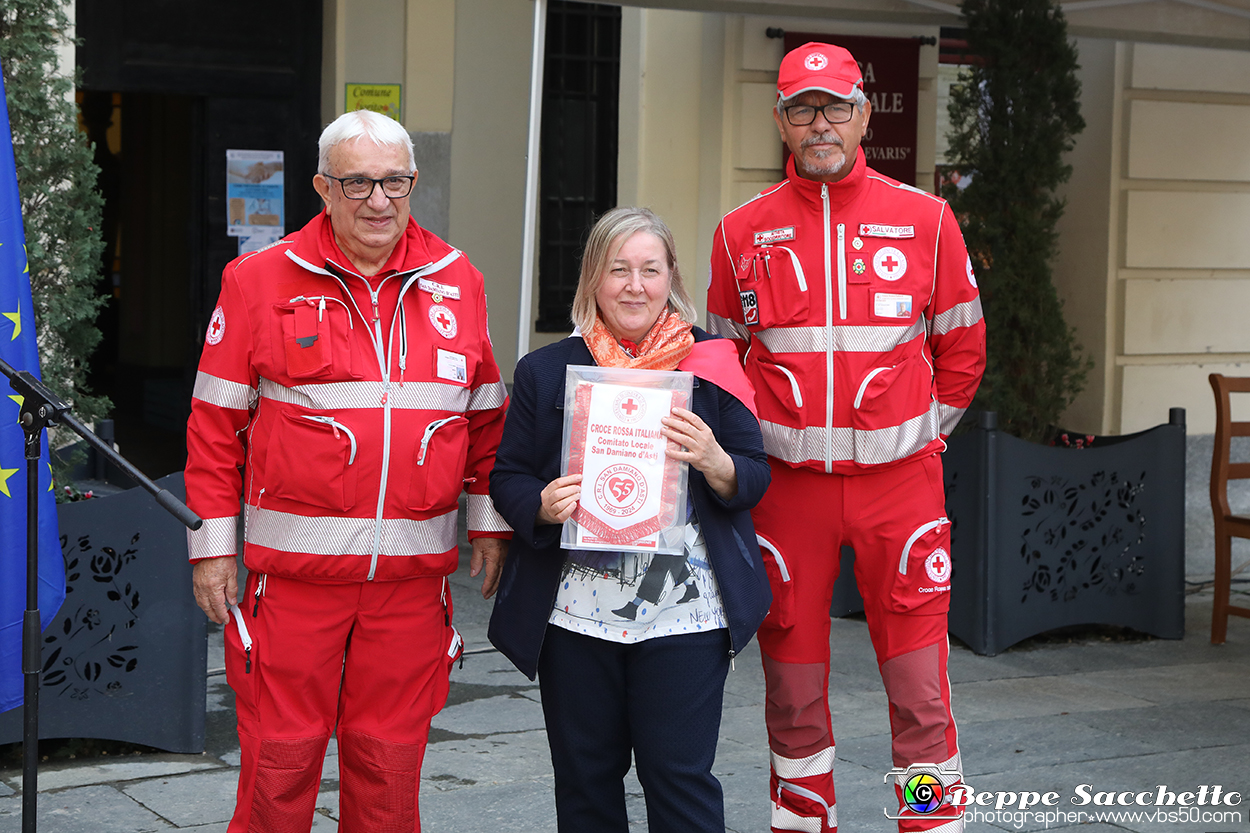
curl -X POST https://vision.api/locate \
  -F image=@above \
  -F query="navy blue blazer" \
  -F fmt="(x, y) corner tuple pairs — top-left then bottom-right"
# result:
(488, 328), (773, 680)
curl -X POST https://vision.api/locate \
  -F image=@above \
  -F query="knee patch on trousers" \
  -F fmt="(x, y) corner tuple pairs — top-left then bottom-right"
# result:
(763, 653), (831, 758)
(880, 642), (955, 766)
(250, 735), (329, 833)
(339, 729), (424, 830)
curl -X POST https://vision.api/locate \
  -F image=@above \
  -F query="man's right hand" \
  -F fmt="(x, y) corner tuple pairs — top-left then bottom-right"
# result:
(193, 556), (239, 625)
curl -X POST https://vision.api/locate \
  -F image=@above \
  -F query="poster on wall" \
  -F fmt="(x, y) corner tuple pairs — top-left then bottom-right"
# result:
(226, 149), (284, 254)
(345, 83), (402, 121)
(783, 33), (920, 186)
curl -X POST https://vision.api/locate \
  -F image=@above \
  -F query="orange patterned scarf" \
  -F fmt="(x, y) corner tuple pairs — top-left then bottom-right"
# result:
(584, 309), (694, 371)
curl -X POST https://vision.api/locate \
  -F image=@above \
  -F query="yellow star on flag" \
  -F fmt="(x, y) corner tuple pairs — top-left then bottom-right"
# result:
(2, 301), (19, 340)
(0, 465), (18, 498)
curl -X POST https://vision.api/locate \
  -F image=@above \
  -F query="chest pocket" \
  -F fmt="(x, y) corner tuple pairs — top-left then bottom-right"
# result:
(273, 297), (361, 380)
(734, 246), (809, 330)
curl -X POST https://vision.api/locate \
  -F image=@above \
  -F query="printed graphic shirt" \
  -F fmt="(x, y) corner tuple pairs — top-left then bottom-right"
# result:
(549, 520), (726, 644)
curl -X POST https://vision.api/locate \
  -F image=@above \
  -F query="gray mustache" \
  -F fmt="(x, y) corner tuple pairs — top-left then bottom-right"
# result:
(801, 132), (844, 150)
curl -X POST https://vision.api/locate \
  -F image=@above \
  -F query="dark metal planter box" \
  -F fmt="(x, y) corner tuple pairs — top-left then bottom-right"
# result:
(0, 473), (206, 752)
(828, 411), (1187, 656)
(943, 411), (1187, 655)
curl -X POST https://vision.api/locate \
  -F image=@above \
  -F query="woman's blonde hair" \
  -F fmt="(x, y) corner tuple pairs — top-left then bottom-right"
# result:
(569, 207), (697, 335)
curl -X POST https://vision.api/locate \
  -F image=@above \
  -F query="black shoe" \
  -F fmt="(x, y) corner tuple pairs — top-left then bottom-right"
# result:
(678, 583), (700, 604)
(613, 600), (639, 620)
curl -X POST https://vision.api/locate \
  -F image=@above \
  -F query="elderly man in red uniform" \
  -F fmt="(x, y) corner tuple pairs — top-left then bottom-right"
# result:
(185, 109), (510, 832)
(707, 43), (985, 833)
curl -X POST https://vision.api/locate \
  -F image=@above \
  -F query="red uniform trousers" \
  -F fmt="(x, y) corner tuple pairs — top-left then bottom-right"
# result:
(224, 571), (458, 833)
(754, 454), (963, 833)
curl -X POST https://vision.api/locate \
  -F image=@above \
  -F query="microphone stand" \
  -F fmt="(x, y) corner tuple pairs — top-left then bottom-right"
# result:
(0, 358), (203, 833)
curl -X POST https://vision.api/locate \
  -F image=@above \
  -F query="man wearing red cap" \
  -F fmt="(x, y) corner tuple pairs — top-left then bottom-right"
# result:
(707, 42), (985, 833)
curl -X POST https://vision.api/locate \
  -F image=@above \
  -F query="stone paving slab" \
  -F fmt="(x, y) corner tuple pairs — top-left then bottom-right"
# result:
(954, 712), (1160, 773)
(951, 674), (1158, 722)
(120, 769), (240, 828)
(0, 784), (174, 832)
(432, 693), (547, 738)
(20, 758), (224, 792)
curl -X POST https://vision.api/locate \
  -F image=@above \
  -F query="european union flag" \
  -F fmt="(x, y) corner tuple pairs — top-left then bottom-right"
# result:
(0, 72), (65, 713)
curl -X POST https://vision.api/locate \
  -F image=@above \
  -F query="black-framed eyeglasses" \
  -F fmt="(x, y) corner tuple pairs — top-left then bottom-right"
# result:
(323, 174), (415, 200)
(783, 102), (856, 126)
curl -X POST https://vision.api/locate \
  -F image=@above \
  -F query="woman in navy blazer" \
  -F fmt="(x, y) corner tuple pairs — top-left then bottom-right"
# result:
(489, 208), (772, 833)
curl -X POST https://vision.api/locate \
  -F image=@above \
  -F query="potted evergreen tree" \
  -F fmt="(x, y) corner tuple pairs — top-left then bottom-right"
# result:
(0, 0), (204, 752)
(937, 0), (1185, 654)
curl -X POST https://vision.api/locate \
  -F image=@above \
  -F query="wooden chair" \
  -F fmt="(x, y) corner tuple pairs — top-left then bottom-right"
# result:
(1208, 373), (1250, 643)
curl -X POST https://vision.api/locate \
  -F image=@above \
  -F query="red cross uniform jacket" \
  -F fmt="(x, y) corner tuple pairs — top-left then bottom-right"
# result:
(708, 153), (986, 476)
(185, 211), (511, 582)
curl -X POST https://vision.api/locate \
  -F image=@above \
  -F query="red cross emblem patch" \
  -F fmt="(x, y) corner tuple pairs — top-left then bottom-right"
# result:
(873, 246), (907, 281)
(925, 547), (951, 583)
(429, 304), (458, 339)
(206, 305), (226, 346)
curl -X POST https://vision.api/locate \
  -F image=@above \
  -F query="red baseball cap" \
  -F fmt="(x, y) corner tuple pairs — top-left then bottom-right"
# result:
(777, 42), (863, 101)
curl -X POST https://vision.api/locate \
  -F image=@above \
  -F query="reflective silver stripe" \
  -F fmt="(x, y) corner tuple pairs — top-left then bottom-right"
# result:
(771, 747), (834, 780)
(467, 379), (507, 412)
(769, 804), (823, 833)
(930, 296), (984, 336)
(707, 311), (751, 342)
(467, 493), (511, 532)
(193, 372), (255, 411)
(757, 320), (924, 355)
(760, 405), (940, 467)
(937, 401), (965, 436)
(246, 506), (458, 556)
(187, 515), (239, 560)
(258, 376), (468, 412)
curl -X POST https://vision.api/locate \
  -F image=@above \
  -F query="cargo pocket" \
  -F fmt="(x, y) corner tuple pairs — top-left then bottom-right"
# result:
(758, 533), (796, 630)
(264, 412), (359, 511)
(735, 246), (810, 330)
(890, 517), (952, 614)
(273, 296), (358, 380)
(850, 356), (933, 431)
(407, 416), (469, 512)
(753, 361), (807, 425)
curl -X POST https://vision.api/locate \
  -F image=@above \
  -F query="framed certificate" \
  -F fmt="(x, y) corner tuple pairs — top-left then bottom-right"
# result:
(559, 365), (693, 554)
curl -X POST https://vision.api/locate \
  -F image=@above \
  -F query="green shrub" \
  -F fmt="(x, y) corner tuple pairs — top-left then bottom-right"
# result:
(0, 0), (108, 490)
(944, 0), (1091, 441)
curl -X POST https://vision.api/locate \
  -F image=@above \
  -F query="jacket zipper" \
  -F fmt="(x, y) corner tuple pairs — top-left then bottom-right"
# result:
(776, 365), (804, 409)
(318, 257), (456, 580)
(853, 367), (893, 410)
(418, 416), (462, 466)
(229, 603), (254, 673)
(288, 295), (354, 328)
(298, 415), (358, 464)
(762, 245), (808, 292)
(823, 185), (834, 473)
(776, 779), (835, 829)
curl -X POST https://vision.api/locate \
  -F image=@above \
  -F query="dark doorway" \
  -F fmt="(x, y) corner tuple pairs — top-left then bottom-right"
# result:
(536, 0), (621, 332)
(76, 1), (323, 478)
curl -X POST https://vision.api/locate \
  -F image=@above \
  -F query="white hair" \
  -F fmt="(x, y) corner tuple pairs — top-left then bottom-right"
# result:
(775, 86), (868, 119)
(318, 110), (415, 174)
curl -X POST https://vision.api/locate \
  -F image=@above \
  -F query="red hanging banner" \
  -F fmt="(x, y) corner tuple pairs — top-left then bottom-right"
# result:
(782, 32), (920, 186)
